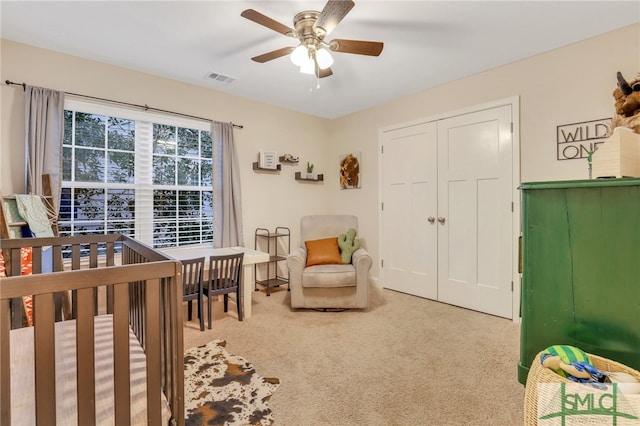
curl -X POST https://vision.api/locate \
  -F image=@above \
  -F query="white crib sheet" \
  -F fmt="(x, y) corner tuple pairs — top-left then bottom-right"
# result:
(10, 314), (171, 425)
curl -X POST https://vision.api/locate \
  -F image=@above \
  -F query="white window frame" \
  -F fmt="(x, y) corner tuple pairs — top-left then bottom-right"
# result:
(61, 98), (213, 248)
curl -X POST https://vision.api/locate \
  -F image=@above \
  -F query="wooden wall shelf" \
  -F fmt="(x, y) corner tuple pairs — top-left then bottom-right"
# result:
(295, 172), (324, 182)
(253, 162), (281, 171)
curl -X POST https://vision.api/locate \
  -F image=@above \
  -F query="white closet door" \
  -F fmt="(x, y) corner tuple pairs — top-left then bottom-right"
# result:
(380, 122), (438, 299)
(436, 105), (513, 318)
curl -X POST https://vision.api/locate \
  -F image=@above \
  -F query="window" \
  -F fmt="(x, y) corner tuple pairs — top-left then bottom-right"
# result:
(60, 100), (213, 248)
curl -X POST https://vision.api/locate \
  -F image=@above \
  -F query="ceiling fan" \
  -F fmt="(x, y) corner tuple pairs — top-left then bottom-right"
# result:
(241, 0), (383, 78)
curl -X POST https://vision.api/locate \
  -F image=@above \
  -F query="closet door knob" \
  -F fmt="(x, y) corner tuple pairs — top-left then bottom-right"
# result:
(437, 217), (446, 224)
(428, 216), (435, 224)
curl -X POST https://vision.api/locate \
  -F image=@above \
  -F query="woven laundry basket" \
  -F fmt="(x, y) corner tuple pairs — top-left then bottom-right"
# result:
(524, 351), (640, 426)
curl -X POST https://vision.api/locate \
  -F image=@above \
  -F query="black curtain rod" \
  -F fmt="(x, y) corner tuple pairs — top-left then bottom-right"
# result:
(4, 80), (243, 129)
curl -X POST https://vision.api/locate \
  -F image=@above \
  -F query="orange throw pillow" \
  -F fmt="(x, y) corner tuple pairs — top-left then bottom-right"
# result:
(305, 237), (342, 267)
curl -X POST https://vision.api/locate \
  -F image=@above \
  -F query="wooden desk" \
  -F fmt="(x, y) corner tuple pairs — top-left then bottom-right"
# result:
(159, 246), (269, 319)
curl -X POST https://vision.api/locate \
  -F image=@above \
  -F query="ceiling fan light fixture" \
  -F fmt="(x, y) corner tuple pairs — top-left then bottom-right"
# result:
(290, 44), (308, 66)
(315, 47), (334, 69)
(242, 1), (380, 80)
(299, 57), (315, 74)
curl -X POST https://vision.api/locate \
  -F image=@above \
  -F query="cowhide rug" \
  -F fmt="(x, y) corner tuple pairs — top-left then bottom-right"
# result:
(184, 339), (280, 426)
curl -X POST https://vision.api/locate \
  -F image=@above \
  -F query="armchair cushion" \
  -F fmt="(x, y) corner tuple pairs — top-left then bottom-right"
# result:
(303, 264), (356, 288)
(305, 237), (342, 267)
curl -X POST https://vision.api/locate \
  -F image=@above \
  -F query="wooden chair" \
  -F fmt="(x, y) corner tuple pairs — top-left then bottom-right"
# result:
(182, 257), (205, 331)
(203, 253), (244, 329)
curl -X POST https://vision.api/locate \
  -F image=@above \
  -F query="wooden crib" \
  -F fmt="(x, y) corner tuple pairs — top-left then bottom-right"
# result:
(0, 234), (184, 425)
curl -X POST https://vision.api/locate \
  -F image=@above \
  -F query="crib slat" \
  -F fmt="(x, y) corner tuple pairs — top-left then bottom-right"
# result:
(1, 300), (11, 425)
(113, 282), (131, 425)
(76, 288), (96, 424)
(52, 245), (63, 272)
(31, 247), (42, 274)
(71, 244), (81, 270)
(106, 241), (115, 266)
(89, 243), (98, 268)
(71, 244), (80, 320)
(145, 278), (162, 425)
(9, 247), (22, 328)
(161, 279), (173, 416)
(8, 247), (21, 277)
(33, 293), (56, 425)
(170, 273), (185, 423)
(90, 244), (98, 315)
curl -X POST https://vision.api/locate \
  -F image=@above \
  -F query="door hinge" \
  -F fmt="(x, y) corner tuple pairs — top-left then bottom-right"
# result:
(381, 259), (384, 268)
(510, 122), (513, 134)
(381, 202), (384, 211)
(511, 201), (514, 212)
(381, 145), (384, 154)
(511, 281), (514, 292)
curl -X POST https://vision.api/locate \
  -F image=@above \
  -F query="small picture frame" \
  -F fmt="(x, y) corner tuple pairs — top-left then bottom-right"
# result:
(259, 150), (278, 169)
(339, 152), (361, 189)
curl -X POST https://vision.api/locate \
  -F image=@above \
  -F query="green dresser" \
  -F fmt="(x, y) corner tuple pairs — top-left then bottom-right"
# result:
(518, 178), (640, 385)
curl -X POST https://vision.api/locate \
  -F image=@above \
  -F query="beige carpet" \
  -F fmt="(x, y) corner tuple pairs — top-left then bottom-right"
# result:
(184, 286), (524, 426)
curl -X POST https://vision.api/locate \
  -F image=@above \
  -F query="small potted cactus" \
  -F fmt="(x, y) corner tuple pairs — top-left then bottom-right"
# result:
(306, 162), (314, 179)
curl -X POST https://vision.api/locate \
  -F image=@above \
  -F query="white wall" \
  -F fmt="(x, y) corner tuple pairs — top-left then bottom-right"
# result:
(2, 23), (639, 286)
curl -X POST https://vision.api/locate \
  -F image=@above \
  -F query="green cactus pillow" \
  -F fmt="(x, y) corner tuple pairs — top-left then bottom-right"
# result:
(338, 228), (361, 264)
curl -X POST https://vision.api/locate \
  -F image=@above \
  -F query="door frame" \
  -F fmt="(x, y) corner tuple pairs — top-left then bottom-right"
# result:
(378, 96), (521, 322)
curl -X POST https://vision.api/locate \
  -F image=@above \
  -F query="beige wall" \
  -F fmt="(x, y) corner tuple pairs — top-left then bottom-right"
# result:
(329, 23), (639, 279)
(0, 39), (333, 251)
(2, 23), (639, 285)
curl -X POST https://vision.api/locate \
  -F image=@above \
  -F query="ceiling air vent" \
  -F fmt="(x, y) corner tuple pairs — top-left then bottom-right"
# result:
(206, 72), (236, 84)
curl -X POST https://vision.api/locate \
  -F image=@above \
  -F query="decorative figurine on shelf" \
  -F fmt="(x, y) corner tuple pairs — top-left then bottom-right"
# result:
(611, 71), (640, 134)
(282, 154), (299, 163)
(306, 162), (314, 179)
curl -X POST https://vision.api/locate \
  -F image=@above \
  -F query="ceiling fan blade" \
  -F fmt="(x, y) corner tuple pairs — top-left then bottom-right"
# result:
(329, 39), (384, 56)
(241, 9), (295, 36)
(316, 67), (333, 79)
(251, 47), (294, 63)
(315, 0), (355, 35)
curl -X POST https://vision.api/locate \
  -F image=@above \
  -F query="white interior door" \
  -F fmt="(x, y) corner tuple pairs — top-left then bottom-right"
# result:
(380, 103), (514, 319)
(436, 105), (513, 318)
(380, 122), (438, 299)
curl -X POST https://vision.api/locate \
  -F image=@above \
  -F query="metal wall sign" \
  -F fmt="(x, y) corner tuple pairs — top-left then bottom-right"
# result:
(557, 118), (611, 160)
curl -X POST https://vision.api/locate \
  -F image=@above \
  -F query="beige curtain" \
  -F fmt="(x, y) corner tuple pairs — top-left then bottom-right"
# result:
(24, 85), (65, 210)
(212, 121), (244, 247)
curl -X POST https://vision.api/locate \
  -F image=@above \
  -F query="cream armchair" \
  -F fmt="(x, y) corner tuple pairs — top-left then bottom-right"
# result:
(286, 215), (373, 309)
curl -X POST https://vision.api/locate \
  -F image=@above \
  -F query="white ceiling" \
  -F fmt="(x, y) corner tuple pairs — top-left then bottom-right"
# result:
(2, 1), (639, 119)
